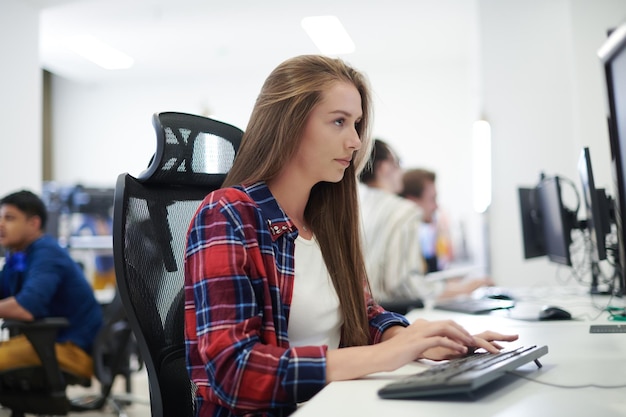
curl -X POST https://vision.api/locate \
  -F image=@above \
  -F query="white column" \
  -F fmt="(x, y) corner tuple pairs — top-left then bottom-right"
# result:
(0, 1), (42, 196)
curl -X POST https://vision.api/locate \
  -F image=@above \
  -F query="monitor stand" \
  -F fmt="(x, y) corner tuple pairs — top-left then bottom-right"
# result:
(589, 261), (612, 295)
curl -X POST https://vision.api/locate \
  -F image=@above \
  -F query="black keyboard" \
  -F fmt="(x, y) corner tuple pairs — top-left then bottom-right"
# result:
(434, 298), (515, 314)
(589, 324), (626, 333)
(378, 345), (548, 399)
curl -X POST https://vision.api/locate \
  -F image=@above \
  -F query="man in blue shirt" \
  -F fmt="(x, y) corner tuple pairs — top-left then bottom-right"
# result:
(0, 190), (103, 378)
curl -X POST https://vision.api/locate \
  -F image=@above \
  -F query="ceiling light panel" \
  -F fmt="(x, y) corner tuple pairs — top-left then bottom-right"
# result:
(301, 16), (355, 55)
(65, 35), (134, 70)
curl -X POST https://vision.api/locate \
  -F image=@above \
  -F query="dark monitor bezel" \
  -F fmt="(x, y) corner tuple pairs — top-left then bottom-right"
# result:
(578, 147), (609, 261)
(536, 176), (573, 266)
(518, 187), (546, 259)
(598, 20), (626, 294)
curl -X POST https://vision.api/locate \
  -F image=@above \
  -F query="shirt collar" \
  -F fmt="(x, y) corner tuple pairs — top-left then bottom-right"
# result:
(5, 251), (27, 272)
(239, 181), (298, 240)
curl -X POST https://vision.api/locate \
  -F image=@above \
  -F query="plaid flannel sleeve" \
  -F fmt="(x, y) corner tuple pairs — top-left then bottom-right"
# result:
(364, 281), (410, 344)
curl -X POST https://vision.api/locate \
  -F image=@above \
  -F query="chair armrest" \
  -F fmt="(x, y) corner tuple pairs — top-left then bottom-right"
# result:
(3, 317), (70, 331)
(2, 317), (70, 391)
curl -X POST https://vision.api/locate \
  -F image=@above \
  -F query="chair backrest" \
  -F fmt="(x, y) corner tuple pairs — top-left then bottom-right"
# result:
(113, 112), (242, 417)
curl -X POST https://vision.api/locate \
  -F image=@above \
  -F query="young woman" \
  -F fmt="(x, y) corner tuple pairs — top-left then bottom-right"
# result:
(184, 54), (518, 416)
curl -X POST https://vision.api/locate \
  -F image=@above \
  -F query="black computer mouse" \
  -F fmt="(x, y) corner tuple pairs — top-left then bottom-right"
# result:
(486, 293), (515, 301)
(539, 306), (572, 321)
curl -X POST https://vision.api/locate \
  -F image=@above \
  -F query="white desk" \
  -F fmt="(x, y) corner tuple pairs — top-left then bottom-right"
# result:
(293, 287), (626, 417)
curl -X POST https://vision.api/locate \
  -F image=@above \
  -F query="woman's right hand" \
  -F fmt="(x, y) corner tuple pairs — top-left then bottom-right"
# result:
(377, 319), (474, 370)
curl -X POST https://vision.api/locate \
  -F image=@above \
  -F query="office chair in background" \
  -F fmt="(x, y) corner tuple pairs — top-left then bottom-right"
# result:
(113, 112), (243, 417)
(0, 289), (139, 417)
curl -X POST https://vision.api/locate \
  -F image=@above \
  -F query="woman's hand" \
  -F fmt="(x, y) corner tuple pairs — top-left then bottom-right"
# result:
(421, 330), (519, 361)
(377, 319), (475, 370)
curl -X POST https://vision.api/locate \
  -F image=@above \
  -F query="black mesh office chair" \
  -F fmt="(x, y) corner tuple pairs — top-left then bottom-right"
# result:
(0, 288), (137, 417)
(113, 112), (242, 417)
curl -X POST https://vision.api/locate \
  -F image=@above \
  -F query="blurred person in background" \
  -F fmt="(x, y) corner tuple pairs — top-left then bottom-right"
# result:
(0, 189), (103, 379)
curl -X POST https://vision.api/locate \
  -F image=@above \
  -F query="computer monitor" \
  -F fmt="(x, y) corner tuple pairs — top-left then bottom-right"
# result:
(535, 175), (575, 266)
(70, 186), (115, 218)
(598, 20), (626, 295)
(578, 147), (612, 262)
(41, 182), (75, 240)
(518, 187), (546, 259)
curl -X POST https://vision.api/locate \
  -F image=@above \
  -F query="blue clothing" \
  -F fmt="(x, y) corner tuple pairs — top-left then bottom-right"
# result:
(1, 235), (103, 353)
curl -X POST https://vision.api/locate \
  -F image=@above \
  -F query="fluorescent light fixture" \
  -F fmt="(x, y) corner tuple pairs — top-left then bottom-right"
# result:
(301, 16), (355, 55)
(472, 119), (492, 213)
(65, 35), (134, 70)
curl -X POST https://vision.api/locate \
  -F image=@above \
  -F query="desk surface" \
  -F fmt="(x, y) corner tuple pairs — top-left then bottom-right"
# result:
(292, 287), (626, 417)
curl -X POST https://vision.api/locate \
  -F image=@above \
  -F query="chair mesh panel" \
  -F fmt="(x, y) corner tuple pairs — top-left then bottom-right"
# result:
(119, 181), (210, 416)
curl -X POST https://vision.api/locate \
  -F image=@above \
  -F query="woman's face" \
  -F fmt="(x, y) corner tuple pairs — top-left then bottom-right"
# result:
(292, 81), (363, 186)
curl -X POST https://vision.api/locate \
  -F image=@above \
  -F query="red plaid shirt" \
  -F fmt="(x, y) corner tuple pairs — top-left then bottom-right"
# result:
(184, 182), (409, 416)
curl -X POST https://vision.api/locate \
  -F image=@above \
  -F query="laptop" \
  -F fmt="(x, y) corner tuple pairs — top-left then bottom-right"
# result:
(424, 264), (480, 283)
(434, 297), (515, 314)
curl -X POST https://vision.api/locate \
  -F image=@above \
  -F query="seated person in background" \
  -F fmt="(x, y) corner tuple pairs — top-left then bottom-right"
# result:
(401, 168), (493, 295)
(184, 54), (518, 417)
(401, 168), (448, 272)
(358, 139), (428, 304)
(0, 190), (103, 379)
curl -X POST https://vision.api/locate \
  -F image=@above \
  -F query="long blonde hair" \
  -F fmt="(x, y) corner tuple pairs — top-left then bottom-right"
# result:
(223, 55), (374, 346)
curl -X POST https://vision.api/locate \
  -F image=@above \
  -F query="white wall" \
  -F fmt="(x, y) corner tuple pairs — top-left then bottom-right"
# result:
(480, 0), (626, 289)
(0, 1), (41, 197)
(50, 70), (263, 186)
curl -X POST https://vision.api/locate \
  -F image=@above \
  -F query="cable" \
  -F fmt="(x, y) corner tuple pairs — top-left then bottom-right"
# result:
(507, 370), (626, 389)
(608, 309), (626, 321)
(567, 218), (621, 293)
(558, 175), (581, 214)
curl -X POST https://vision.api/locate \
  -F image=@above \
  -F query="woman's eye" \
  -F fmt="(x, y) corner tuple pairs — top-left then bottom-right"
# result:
(334, 118), (345, 126)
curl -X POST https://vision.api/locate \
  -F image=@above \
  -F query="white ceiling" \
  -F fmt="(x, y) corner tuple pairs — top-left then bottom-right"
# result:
(33, 0), (477, 84)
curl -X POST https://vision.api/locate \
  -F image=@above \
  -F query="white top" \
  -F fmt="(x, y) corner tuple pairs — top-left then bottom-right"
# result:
(288, 235), (342, 349)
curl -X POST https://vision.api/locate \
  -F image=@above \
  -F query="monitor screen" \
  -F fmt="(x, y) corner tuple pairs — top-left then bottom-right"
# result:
(41, 182), (74, 239)
(578, 147), (612, 262)
(518, 187), (546, 259)
(598, 20), (626, 295)
(536, 176), (573, 266)
(70, 186), (115, 218)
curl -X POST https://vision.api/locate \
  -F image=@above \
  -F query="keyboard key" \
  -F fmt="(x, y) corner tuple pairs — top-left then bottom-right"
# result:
(589, 324), (626, 333)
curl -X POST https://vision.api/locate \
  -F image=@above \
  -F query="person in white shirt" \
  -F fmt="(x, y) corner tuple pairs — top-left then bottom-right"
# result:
(401, 167), (493, 289)
(358, 139), (427, 309)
